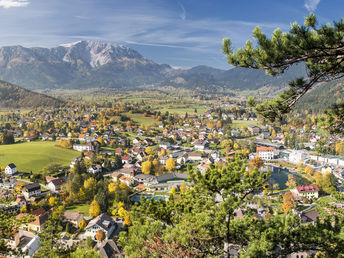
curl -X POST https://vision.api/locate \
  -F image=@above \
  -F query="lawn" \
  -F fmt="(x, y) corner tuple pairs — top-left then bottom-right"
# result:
(124, 113), (157, 126)
(0, 141), (79, 173)
(66, 203), (90, 216)
(232, 119), (261, 128)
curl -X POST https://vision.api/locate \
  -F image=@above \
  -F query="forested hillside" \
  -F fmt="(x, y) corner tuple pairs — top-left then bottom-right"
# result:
(0, 80), (63, 108)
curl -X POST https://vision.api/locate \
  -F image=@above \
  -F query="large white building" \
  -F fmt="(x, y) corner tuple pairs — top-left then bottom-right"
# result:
(257, 147), (274, 160)
(289, 150), (307, 164)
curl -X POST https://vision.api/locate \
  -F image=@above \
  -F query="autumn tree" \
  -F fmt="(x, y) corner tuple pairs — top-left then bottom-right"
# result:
(285, 174), (296, 189)
(142, 160), (152, 174)
(89, 200), (101, 217)
(223, 14), (344, 133)
(282, 192), (295, 213)
(78, 219), (86, 230)
(304, 166), (314, 176)
(165, 157), (176, 171)
(250, 156), (265, 169)
(96, 229), (106, 242)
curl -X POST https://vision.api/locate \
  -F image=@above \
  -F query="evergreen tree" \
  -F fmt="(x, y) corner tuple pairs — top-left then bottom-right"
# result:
(223, 14), (344, 133)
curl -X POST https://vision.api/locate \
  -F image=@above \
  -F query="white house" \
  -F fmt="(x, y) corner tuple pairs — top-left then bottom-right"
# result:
(187, 152), (203, 162)
(88, 164), (103, 174)
(47, 178), (65, 192)
(73, 143), (94, 152)
(85, 214), (116, 240)
(256, 147), (274, 161)
(5, 163), (17, 176)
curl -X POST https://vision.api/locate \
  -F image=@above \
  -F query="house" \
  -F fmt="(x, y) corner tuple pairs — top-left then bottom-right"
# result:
(22, 183), (41, 199)
(256, 147), (274, 160)
(121, 155), (133, 164)
(85, 214), (117, 240)
(47, 178), (65, 192)
(5, 163), (17, 176)
(98, 239), (121, 258)
(0, 177), (17, 189)
(15, 196), (27, 208)
(300, 210), (319, 224)
(88, 164), (103, 174)
(14, 230), (40, 256)
(194, 141), (208, 151)
(73, 143), (94, 152)
(159, 142), (171, 149)
(133, 174), (156, 185)
(119, 176), (132, 186)
(17, 208), (49, 232)
(187, 152), (203, 162)
(293, 185), (319, 199)
(63, 211), (84, 227)
(247, 125), (261, 134)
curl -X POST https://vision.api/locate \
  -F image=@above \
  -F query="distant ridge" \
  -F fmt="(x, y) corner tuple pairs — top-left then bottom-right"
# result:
(0, 80), (63, 108)
(0, 40), (307, 90)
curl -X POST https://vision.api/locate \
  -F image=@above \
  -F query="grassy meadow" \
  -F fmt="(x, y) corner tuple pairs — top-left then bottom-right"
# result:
(232, 119), (261, 128)
(124, 112), (157, 126)
(0, 141), (79, 173)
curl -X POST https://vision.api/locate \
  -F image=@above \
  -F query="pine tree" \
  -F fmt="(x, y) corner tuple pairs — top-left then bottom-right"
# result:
(223, 14), (344, 133)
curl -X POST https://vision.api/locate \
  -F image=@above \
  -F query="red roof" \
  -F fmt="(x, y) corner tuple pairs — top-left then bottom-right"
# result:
(296, 184), (319, 193)
(256, 147), (274, 152)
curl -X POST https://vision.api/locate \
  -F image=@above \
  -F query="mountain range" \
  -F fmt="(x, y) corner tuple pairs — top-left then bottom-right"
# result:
(0, 41), (307, 90)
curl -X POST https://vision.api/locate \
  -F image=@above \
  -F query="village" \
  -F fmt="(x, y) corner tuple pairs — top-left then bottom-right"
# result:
(1, 100), (344, 257)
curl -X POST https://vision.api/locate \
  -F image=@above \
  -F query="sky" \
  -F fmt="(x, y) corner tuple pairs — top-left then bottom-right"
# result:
(0, 0), (342, 69)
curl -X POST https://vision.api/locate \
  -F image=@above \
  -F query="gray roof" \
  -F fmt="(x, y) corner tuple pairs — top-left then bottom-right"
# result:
(7, 163), (16, 169)
(23, 183), (40, 192)
(99, 240), (120, 258)
(156, 173), (188, 183)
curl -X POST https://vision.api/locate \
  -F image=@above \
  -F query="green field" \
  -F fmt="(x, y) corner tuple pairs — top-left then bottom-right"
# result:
(66, 203), (90, 216)
(0, 141), (79, 173)
(154, 104), (209, 115)
(125, 113), (157, 126)
(232, 119), (261, 128)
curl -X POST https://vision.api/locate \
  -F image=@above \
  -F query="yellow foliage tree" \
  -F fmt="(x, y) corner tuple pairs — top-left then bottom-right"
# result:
(216, 120), (222, 128)
(170, 187), (176, 194)
(285, 175), (296, 189)
(89, 200), (101, 217)
(20, 205), (27, 213)
(97, 137), (105, 146)
(282, 192), (295, 213)
(166, 158), (176, 171)
(250, 156), (265, 169)
(142, 161), (152, 174)
(145, 146), (154, 155)
(49, 197), (56, 207)
(78, 219), (86, 230)
(304, 166), (314, 176)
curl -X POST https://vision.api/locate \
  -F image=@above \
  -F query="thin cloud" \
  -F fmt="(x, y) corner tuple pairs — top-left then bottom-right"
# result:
(0, 0), (29, 8)
(304, 0), (320, 12)
(176, 1), (186, 20)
